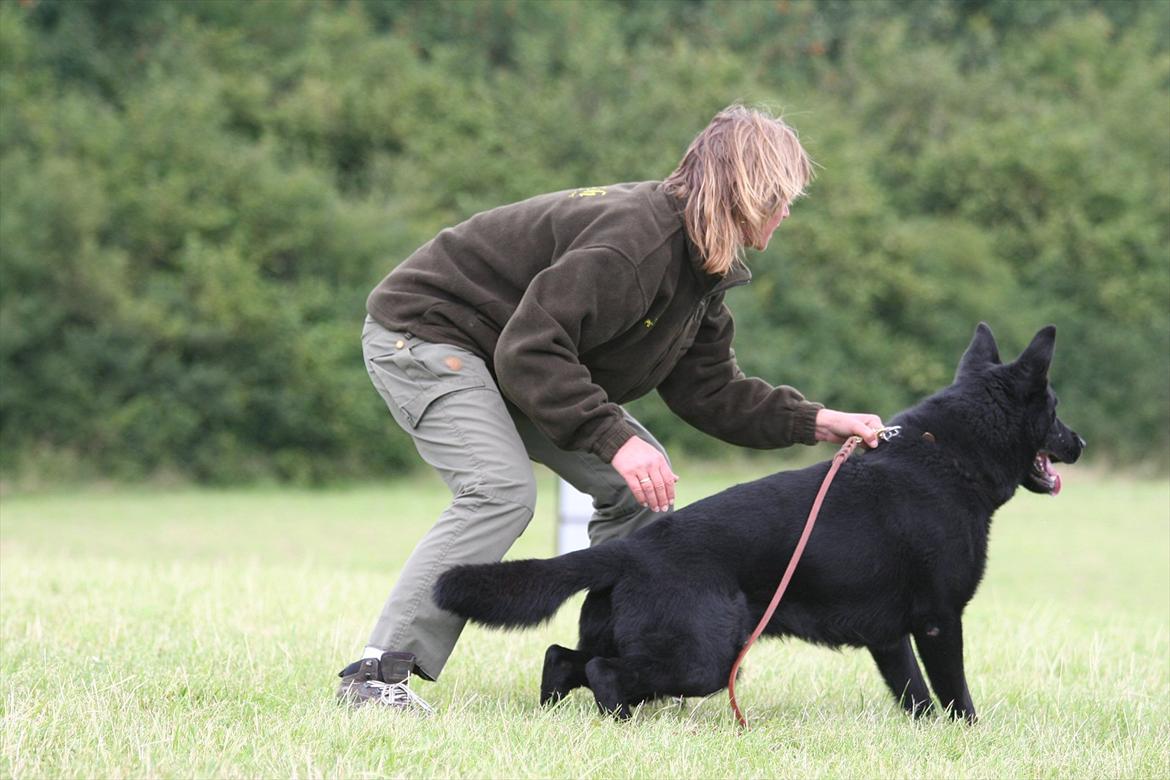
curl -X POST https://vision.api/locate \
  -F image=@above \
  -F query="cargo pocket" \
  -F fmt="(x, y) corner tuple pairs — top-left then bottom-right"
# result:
(366, 339), (487, 428)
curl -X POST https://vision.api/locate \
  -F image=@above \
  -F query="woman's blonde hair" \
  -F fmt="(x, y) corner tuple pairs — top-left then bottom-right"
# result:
(663, 104), (814, 275)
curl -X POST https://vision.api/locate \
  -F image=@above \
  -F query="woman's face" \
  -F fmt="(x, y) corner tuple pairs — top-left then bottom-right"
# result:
(748, 201), (790, 251)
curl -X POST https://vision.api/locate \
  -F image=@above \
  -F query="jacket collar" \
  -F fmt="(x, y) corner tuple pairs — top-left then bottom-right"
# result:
(687, 236), (753, 298)
(657, 183), (753, 297)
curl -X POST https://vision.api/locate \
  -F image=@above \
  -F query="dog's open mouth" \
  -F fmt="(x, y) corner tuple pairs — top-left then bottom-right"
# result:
(1028, 451), (1062, 495)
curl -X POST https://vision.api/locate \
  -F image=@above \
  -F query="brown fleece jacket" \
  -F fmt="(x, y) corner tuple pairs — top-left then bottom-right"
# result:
(366, 181), (822, 462)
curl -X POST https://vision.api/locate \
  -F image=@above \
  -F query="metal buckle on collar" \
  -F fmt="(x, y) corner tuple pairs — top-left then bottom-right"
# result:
(877, 425), (902, 442)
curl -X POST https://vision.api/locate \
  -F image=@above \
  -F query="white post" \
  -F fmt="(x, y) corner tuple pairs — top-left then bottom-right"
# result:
(556, 478), (593, 554)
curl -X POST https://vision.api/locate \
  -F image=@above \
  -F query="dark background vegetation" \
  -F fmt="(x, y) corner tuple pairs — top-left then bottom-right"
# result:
(1, 0), (1167, 484)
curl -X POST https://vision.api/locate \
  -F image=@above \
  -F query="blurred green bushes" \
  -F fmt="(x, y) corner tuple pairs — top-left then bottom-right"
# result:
(1, 0), (1167, 483)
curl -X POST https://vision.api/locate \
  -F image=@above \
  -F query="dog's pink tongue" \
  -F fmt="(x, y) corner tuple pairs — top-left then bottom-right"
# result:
(1045, 457), (1062, 496)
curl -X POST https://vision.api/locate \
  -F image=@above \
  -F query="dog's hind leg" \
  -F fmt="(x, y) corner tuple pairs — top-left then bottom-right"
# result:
(541, 644), (591, 706)
(585, 648), (732, 720)
(577, 588), (617, 658)
(584, 657), (633, 719)
(868, 636), (934, 717)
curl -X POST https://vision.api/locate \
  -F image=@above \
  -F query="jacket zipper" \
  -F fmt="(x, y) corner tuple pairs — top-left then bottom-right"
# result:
(625, 266), (752, 398)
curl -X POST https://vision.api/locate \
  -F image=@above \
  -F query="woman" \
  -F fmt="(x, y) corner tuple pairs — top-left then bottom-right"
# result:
(338, 104), (884, 711)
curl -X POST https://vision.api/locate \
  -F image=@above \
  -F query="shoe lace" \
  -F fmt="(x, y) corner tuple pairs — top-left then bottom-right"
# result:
(368, 679), (435, 715)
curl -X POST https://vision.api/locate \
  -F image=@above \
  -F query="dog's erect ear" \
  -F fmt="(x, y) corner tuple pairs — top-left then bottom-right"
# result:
(1013, 325), (1056, 386)
(955, 322), (1001, 380)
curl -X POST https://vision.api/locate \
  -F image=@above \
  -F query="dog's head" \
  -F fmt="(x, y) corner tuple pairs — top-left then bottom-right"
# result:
(954, 323), (1085, 495)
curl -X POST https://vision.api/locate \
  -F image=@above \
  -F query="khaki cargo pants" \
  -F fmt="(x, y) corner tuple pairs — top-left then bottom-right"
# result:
(361, 316), (668, 680)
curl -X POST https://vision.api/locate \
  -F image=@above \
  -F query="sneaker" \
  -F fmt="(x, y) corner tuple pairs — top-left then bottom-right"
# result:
(336, 651), (435, 715)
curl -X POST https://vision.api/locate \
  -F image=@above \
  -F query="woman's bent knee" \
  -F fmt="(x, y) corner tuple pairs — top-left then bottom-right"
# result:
(457, 474), (538, 516)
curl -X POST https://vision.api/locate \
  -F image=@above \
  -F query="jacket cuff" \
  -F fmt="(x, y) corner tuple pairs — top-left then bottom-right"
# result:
(594, 419), (639, 463)
(789, 401), (824, 446)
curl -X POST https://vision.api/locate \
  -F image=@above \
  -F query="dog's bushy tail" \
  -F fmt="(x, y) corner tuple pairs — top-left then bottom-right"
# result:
(433, 543), (627, 628)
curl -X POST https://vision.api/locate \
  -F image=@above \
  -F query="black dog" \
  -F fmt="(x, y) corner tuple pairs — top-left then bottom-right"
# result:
(435, 324), (1084, 721)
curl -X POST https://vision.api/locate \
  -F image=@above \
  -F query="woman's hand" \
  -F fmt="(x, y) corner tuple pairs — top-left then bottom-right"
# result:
(815, 408), (885, 448)
(611, 436), (678, 512)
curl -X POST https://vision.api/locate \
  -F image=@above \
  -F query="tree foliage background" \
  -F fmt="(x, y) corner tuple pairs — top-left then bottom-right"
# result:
(1, 0), (1167, 483)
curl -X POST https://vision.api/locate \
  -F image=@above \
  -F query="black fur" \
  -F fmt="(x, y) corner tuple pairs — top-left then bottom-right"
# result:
(434, 324), (1085, 721)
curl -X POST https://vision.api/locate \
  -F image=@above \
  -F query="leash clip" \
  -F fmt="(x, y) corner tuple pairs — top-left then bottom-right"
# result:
(877, 425), (902, 442)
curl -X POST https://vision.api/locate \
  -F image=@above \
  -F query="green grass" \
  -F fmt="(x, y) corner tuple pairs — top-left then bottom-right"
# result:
(2, 464), (1168, 779)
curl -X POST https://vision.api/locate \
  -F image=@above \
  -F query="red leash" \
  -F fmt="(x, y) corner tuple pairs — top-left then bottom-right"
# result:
(727, 434), (865, 729)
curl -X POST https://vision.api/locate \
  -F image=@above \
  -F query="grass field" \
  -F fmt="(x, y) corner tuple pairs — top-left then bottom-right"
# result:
(2, 463), (1168, 779)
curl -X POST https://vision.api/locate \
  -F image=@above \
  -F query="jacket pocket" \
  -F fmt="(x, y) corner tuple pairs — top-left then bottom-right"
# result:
(366, 340), (487, 428)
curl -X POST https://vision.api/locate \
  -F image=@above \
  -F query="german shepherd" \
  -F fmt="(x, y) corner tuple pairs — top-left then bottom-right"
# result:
(434, 324), (1084, 721)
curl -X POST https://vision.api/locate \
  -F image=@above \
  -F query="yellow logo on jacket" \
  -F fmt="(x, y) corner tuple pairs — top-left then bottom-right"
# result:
(570, 187), (607, 198)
